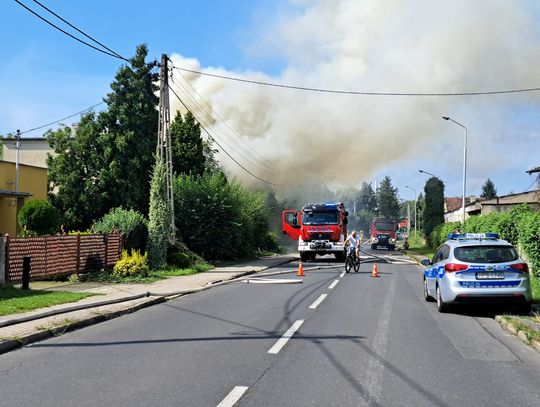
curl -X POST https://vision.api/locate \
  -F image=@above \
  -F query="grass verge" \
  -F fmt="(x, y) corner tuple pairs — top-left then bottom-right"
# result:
(0, 286), (98, 317)
(500, 316), (540, 345)
(85, 262), (213, 284)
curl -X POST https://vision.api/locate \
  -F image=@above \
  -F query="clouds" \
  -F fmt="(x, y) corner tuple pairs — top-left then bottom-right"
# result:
(169, 0), (540, 197)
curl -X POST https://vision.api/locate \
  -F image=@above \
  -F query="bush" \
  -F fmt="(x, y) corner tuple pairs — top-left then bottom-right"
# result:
(112, 250), (149, 277)
(166, 241), (203, 268)
(17, 200), (57, 235)
(93, 207), (148, 251)
(260, 231), (280, 252)
(174, 172), (272, 260)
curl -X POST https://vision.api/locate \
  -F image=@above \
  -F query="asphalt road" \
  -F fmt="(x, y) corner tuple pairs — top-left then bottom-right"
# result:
(1, 248), (540, 406)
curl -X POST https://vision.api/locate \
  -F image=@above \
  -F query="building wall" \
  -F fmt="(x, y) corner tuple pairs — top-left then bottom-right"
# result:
(0, 162), (48, 236)
(2, 138), (50, 168)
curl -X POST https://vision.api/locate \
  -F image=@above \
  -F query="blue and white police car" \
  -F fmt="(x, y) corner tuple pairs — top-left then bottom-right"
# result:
(421, 233), (532, 314)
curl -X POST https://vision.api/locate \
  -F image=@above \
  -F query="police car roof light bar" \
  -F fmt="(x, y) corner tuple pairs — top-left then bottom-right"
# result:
(447, 233), (499, 240)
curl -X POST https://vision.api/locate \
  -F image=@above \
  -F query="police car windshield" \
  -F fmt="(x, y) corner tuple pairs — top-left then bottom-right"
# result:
(374, 222), (395, 231)
(302, 211), (339, 225)
(454, 245), (518, 263)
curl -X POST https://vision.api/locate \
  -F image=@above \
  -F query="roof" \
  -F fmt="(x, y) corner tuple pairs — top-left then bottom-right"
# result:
(445, 197), (462, 212)
(0, 189), (31, 198)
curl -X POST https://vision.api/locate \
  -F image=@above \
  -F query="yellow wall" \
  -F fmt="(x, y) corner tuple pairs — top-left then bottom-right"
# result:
(0, 162), (48, 236)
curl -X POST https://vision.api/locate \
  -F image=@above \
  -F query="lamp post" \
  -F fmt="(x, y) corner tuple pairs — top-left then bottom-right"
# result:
(418, 169), (442, 180)
(14, 130), (21, 193)
(404, 185), (417, 233)
(442, 116), (467, 223)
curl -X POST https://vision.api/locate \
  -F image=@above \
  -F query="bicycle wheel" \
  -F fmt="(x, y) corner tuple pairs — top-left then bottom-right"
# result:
(345, 256), (352, 273)
(353, 256), (360, 272)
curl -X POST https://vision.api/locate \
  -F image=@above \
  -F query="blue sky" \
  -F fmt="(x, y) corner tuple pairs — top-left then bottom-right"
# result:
(0, 0), (282, 134)
(1, 1), (539, 200)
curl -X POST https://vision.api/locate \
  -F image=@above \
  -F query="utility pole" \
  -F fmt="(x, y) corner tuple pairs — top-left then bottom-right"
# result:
(14, 130), (21, 192)
(157, 54), (175, 241)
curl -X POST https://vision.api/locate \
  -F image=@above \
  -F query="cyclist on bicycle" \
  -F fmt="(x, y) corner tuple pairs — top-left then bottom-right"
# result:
(344, 230), (360, 259)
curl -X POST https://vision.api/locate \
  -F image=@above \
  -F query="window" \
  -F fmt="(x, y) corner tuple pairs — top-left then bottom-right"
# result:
(454, 245), (518, 263)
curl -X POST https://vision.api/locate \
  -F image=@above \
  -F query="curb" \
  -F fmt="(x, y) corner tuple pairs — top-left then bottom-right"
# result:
(495, 315), (540, 354)
(0, 257), (296, 355)
(0, 296), (166, 355)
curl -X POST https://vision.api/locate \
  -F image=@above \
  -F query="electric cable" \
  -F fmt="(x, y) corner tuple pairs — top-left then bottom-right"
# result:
(172, 67), (274, 167)
(167, 83), (277, 185)
(169, 71), (275, 174)
(30, 0), (128, 61)
(18, 101), (105, 135)
(172, 66), (540, 97)
(14, 0), (127, 61)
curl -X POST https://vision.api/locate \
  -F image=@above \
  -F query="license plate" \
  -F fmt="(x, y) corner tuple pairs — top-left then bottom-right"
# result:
(476, 272), (504, 280)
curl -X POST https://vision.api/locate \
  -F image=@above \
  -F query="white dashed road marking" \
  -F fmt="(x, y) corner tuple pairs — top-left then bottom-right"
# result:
(339, 271), (345, 278)
(217, 386), (249, 407)
(328, 280), (339, 289)
(268, 320), (304, 354)
(308, 294), (328, 310)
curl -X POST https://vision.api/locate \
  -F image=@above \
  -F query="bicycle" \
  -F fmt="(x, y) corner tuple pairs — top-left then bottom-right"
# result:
(344, 247), (360, 273)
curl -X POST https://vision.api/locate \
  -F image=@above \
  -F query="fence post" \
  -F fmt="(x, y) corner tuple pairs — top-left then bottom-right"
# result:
(0, 235), (6, 286)
(76, 233), (81, 275)
(22, 256), (31, 290)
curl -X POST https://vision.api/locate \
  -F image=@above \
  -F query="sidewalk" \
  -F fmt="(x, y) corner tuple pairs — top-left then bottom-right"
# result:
(0, 255), (296, 355)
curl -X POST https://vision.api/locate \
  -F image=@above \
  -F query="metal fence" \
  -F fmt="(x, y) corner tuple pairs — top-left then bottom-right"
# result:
(4, 234), (123, 283)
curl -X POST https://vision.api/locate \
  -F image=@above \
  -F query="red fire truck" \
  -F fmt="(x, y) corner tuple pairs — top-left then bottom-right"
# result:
(282, 203), (345, 262)
(369, 217), (397, 250)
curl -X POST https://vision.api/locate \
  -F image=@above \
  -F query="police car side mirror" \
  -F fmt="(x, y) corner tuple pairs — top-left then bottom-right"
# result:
(420, 259), (431, 266)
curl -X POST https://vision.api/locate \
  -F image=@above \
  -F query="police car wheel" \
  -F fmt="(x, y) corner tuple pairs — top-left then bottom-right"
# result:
(424, 279), (435, 302)
(436, 285), (449, 313)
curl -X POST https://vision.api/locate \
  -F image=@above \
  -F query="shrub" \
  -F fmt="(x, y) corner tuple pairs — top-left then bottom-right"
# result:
(112, 250), (149, 277)
(260, 231), (280, 252)
(166, 241), (203, 268)
(93, 207), (148, 251)
(174, 172), (273, 260)
(17, 199), (57, 235)
(147, 158), (172, 269)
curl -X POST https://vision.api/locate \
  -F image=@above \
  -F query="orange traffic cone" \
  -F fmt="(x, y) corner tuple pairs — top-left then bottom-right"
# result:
(297, 260), (305, 277)
(371, 263), (380, 278)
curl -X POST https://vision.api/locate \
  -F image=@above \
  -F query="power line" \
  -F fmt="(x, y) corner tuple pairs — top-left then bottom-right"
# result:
(30, 0), (128, 61)
(172, 66), (540, 97)
(170, 71), (276, 174)
(14, 0), (127, 61)
(18, 101), (104, 135)
(172, 68), (275, 168)
(167, 83), (276, 186)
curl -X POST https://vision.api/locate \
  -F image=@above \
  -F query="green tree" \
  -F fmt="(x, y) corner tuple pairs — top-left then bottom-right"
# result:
(480, 178), (497, 199)
(17, 199), (57, 235)
(147, 157), (172, 268)
(359, 182), (377, 213)
(377, 176), (400, 219)
(171, 111), (205, 176)
(47, 45), (158, 230)
(423, 177), (445, 242)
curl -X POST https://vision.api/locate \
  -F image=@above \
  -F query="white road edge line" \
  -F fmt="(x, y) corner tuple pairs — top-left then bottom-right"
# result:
(308, 294), (328, 310)
(339, 271), (345, 278)
(217, 386), (249, 407)
(268, 320), (304, 354)
(328, 279), (339, 289)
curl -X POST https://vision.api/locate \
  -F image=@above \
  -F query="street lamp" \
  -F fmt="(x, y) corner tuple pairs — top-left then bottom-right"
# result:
(442, 116), (467, 223)
(418, 169), (442, 180)
(404, 185), (417, 234)
(14, 129), (21, 193)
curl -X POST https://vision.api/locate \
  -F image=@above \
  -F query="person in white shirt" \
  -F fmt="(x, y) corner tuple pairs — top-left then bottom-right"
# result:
(344, 230), (360, 259)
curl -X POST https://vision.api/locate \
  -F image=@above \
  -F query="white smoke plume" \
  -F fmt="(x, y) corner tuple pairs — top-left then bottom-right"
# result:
(168, 0), (540, 199)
